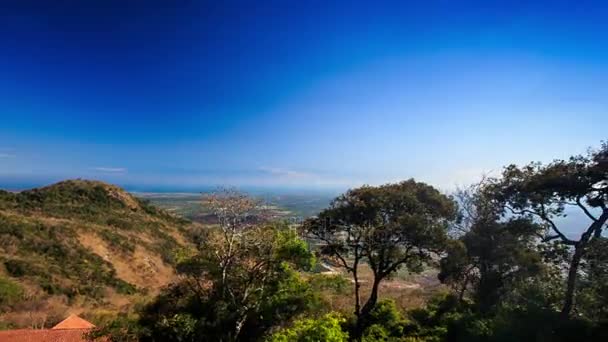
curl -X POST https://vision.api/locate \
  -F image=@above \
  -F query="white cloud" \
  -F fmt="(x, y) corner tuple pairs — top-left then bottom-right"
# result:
(425, 167), (499, 191)
(257, 166), (312, 179)
(92, 167), (127, 173)
(256, 166), (358, 189)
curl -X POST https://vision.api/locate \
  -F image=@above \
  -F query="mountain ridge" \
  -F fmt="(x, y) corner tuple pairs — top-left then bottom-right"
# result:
(0, 179), (194, 329)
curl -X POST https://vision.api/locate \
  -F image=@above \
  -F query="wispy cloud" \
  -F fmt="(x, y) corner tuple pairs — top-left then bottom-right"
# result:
(425, 167), (499, 191)
(92, 167), (127, 173)
(258, 166), (312, 179)
(256, 166), (357, 188)
(0, 153), (15, 158)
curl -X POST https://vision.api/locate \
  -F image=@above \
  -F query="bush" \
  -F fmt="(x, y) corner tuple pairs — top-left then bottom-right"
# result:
(99, 229), (136, 254)
(362, 324), (390, 341)
(267, 312), (349, 342)
(106, 217), (134, 231)
(366, 300), (409, 336)
(0, 276), (23, 307)
(4, 259), (35, 278)
(86, 313), (144, 342)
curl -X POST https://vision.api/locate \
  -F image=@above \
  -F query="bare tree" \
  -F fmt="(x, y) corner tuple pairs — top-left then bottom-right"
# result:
(202, 188), (260, 293)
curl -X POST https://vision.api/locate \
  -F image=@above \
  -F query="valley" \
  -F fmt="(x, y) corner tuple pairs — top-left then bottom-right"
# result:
(135, 190), (334, 222)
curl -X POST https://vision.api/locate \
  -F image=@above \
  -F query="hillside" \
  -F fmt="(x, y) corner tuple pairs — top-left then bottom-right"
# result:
(0, 180), (193, 329)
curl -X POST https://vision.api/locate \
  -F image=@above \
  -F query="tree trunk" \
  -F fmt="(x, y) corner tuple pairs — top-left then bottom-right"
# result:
(561, 244), (583, 318)
(561, 211), (608, 318)
(234, 316), (247, 342)
(360, 279), (380, 317)
(458, 274), (470, 303)
(355, 278), (381, 339)
(353, 269), (361, 318)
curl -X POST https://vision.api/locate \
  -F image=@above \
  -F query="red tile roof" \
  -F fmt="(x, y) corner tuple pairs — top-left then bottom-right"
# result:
(52, 314), (96, 330)
(0, 315), (100, 342)
(0, 328), (93, 342)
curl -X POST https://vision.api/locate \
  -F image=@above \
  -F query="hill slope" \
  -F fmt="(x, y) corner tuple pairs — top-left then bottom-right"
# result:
(0, 180), (192, 328)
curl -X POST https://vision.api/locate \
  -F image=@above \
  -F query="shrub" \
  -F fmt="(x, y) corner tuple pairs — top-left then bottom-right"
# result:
(106, 217), (134, 230)
(0, 276), (23, 307)
(267, 312), (349, 342)
(4, 259), (34, 278)
(99, 229), (136, 254)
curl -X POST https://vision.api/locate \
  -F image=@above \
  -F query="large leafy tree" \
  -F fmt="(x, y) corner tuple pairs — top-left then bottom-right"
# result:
(493, 142), (608, 317)
(439, 183), (544, 313)
(305, 179), (457, 336)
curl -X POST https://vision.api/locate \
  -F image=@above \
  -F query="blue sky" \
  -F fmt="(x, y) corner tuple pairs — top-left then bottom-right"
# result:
(0, 0), (606, 192)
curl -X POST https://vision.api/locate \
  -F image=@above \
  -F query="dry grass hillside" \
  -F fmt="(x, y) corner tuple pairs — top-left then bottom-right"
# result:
(0, 180), (194, 329)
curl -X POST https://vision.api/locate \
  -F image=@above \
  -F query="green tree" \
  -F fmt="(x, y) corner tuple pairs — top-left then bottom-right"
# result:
(140, 223), (315, 341)
(493, 142), (608, 317)
(576, 236), (608, 321)
(0, 276), (23, 309)
(305, 180), (457, 337)
(267, 312), (349, 342)
(359, 300), (412, 341)
(441, 218), (543, 313)
(125, 190), (317, 342)
(439, 182), (544, 313)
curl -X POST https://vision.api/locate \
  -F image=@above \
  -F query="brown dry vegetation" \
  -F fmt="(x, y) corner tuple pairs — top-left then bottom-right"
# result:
(316, 259), (447, 315)
(0, 180), (193, 329)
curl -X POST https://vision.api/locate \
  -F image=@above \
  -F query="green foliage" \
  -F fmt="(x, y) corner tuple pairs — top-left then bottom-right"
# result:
(267, 312), (349, 342)
(439, 217), (544, 313)
(273, 227), (316, 271)
(366, 300), (409, 337)
(0, 320), (16, 330)
(362, 324), (390, 341)
(268, 301), (413, 342)
(4, 259), (33, 278)
(257, 269), (326, 334)
(99, 229), (136, 254)
(404, 294), (488, 342)
(306, 180), (457, 337)
(402, 289), (608, 342)
(9, 180), (127, 219)
(0, 213), (137, 299)
(135, 222), (318, 341)
(576, 237), (608, 320)
(136, 197), (185, 224)
(87, 313), (145, 342)
(0, 180), (187, 308)
(307, 274), (350, 294)
(106, 217), (135, 230)
(155, 314), (198, 342)
(0, 276), (23, 307)
(492, 143), (608, 317)
(0, 180), (184, 229)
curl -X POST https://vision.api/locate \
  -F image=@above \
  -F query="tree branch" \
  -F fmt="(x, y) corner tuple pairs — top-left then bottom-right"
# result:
(541, 234), (562, 242)
(381, 246), (413, 277)
(506, 205), (576, 245)
(334, 251), (354, 273)
(576, 197), (598, 222)
(539, 204), (577, 245)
